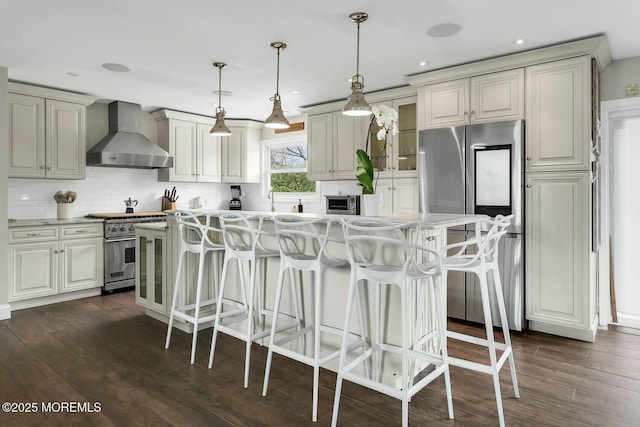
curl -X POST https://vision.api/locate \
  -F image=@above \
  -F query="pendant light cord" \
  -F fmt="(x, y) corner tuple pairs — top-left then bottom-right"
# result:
(218, 66), (223, 112)
(355, 20), (361, 78)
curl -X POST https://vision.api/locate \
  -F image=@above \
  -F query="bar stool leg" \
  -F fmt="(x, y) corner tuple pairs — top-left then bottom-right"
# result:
(165, 250), (186, 350)
(479, 271), (505, 427)
(244, 257), (258, 388)
(331, 272), (358, 427)
(262, 261), (288, 397)
(311, 268), (323, 422)
(189, 251), (207, 364)
(401, 283), (409, 427)
(208, 253), (231, 370)
(491, 267), (520, 399)
(433, 275), (454, 419)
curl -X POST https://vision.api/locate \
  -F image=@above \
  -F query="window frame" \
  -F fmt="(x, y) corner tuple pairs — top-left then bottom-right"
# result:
(262, 135), (321, 205)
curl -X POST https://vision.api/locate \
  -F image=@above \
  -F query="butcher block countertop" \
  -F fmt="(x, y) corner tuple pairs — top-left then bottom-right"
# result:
(86, 211), (166, 219)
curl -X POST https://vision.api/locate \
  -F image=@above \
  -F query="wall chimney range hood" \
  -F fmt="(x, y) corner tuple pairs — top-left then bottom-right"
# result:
(86, 101), (173, 168)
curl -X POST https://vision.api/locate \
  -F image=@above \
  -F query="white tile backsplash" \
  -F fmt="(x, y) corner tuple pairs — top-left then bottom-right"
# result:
(8, 167), (260, 219)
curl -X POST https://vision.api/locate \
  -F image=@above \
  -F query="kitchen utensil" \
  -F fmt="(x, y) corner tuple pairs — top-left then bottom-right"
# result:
(164, 186), (178, 202)
(124, 198), (138, 213)
(65, 191), (77, 203)
(54, 191), (66, 204)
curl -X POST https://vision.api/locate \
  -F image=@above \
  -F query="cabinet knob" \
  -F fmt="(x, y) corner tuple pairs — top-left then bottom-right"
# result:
(146, 240), (153, 244)
(59, 249), (65, 253)
(464, 111), (468, 116)
(526, 184), (532, 188)
(40, 166), (45, 170)
(470, 110), (475, 115)
(54, 250), (58, 254)
(47, 166), (52, 170)
(526, 156), (532, 161)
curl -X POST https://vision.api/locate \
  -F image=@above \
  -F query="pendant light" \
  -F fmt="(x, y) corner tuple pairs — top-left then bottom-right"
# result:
(265, 42), (290, 129)
(210, 62), (232, 136)
(343, 12), (372, 116)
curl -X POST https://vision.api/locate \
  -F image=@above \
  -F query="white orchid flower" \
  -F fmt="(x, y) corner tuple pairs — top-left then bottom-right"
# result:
(376, 128), (387, 140)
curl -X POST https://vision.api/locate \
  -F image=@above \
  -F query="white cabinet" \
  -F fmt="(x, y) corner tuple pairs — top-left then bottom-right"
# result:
(8, 83), (95, 179)
(221, 124), (262, 183)
(153, 110), (260, 183)
(307, 112), (368, 181)
(378, 178), (419, 215)
(525, 56), (591, 172)
(135, 227), (168, 314)
(369, 97), (418, 179)
(525, 171), (595, 341)
(8, 223), (103, 305)
(419, 68), (524, 129)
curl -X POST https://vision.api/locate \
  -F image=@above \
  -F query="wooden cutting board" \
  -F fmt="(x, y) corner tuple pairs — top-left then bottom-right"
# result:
(87, 212), (166, 218)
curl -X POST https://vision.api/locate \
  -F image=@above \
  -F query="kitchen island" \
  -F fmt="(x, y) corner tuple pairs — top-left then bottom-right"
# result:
(135, 210), (484, 379)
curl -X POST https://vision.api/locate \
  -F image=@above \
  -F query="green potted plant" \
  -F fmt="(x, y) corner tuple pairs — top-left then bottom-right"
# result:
(356, 104), (398, 215)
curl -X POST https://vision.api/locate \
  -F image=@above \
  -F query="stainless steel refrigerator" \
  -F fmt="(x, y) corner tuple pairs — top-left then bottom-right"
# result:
(418, 120), (525, 331)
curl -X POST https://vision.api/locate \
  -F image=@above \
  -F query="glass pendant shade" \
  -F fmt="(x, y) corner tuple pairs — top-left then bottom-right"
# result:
(210, 62), (232, 136)
(343, 12), (371, 117)
(265, 42), (290, 129)
(210, 110), (232, 136)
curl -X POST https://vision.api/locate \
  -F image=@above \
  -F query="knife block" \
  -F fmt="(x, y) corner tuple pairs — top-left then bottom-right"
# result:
(162, 197), (176, 211)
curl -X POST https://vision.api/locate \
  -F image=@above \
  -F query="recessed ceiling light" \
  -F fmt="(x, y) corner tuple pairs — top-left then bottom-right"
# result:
(515, 39), (525, 45)
(419, 61), (428, 67)
(212, 90), (233, 96)
(290, 90), (300, 94)
(102, 63), (131, 73)
(427, 23), (461, 38)
(66, 72), (78, 77)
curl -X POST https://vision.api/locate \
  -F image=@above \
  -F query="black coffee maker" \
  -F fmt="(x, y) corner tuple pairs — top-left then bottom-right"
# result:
(229, 185), (242, 210)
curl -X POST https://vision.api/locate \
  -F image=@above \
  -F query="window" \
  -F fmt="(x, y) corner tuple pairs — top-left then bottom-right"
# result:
(265, 139), (316, 193)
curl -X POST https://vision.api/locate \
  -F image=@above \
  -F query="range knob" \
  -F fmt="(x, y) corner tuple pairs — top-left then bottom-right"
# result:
(119, 225), (126, 231)
(129, 225), (135, 231)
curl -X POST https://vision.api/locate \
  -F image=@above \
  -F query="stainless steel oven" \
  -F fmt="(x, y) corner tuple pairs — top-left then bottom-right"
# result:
(89, 213), (166, 292)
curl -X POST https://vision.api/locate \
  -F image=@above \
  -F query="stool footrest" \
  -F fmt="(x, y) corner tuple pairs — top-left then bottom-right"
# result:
(446, 330), (509, 351)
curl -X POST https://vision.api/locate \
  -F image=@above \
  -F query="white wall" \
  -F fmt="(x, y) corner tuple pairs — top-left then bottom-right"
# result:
(601, 57), (640, 101)
(0, 66), (10, 318)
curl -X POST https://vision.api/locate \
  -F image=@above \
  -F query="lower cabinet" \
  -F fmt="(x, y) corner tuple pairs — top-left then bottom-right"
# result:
(8, 223), (103, 306)
(135, 227), (168, 314)
(525, 171), (597, 341)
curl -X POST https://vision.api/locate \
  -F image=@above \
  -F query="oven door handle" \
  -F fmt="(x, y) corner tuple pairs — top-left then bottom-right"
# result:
(105, 238), (135, 243)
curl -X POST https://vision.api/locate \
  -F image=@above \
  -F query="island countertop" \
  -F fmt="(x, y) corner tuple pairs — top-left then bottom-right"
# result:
(168, 209), (485, 229)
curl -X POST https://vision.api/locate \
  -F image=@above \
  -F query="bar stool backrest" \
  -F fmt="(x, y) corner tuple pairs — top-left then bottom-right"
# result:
(446, 214), (513, 268)
(218, 212), (265, 254)
(342, 217), (422, 272)
(174, 210), (223, 252)
(273, 215), (332, 261)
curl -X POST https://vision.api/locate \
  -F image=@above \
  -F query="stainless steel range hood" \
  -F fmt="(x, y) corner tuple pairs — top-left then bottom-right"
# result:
(86, 101), (173, 168)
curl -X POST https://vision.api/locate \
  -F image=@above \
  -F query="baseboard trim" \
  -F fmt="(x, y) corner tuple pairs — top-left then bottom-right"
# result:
(0, 304), (11, 320)
(529, 318), (597, 342)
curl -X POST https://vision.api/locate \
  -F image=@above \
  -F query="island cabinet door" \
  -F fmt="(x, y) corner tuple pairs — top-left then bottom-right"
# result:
(525, 171), (594, 340)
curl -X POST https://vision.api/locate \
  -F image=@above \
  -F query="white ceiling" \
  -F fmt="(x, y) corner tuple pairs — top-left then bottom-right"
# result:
(1, 1), (639, 121)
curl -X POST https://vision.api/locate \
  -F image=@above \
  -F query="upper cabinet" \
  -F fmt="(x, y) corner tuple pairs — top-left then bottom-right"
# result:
(153, 110), (261, 183)
(525, 55), (591, 172)
(419, 68), (524, 129)
(369, 96), (418, 179)
(8, 83), (96, 179)
(307, 112), (368, 181)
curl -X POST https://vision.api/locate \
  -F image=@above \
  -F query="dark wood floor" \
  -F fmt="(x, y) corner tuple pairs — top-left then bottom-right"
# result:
(1, 291), (639, 426)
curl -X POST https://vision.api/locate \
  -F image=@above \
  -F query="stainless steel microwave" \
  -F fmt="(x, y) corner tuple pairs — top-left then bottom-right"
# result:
(325, 195), (361, 215)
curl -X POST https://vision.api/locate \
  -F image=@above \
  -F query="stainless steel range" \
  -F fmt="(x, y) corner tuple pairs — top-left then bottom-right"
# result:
(88, 213), (166, 292)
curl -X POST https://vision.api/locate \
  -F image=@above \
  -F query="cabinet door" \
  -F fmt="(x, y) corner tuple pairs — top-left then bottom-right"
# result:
(526, 172), (592, 336)
(221, 128), (246, 183)
(470, 68), (524, 123)
(46, 100), (86, 179)
(392, 97), (418, 177)
(333, 112), (364, 180)
(525, 56), (590, 171)
(421, 79), (469, 129)
(60, 237), (103, 293)
(378, 179), (393, 215)
(307, 113), (333, 180)
(135, 231), (167, 313)
(168, 120), (197, 182)
(9, 242), (58, 301)
(392, 178), (419, 213)
(8, 93), (45, 178)
(196, 123), (221, 182)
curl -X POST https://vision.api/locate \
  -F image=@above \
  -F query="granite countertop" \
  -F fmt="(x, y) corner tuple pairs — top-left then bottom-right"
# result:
(173, 209), (485, 230)
(8, 217), (105, 228)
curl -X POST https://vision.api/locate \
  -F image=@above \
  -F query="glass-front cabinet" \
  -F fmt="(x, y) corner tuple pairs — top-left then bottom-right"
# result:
(135, 227), (167, 314)
(368, 96), (418, 178)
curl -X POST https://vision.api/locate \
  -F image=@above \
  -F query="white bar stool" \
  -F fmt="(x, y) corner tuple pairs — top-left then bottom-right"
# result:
(262, 215), (368, 422)
(332, 218), (454, 427)
(440, 214), (520, 427)
(165, 210), (225, 364)
(208, 212), (299, 388)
